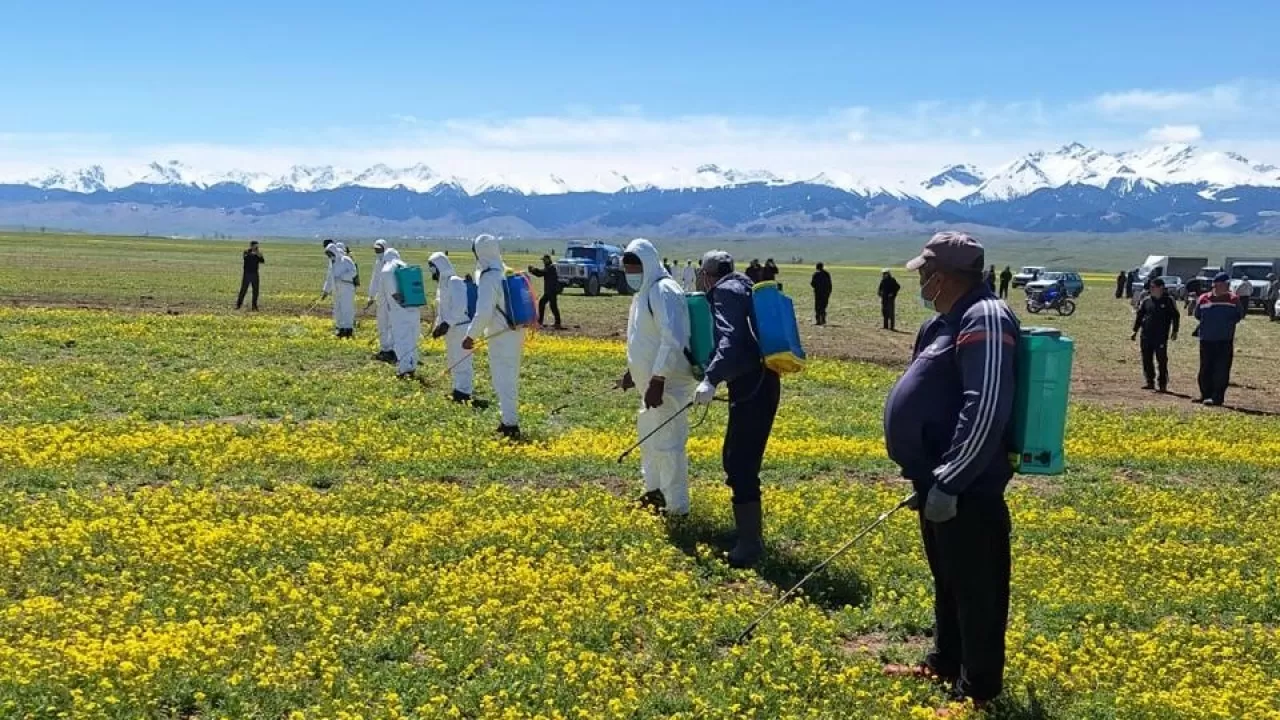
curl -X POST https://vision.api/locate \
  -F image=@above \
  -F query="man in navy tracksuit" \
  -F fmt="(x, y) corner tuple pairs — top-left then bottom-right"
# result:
(1194, 272), (1244, 406)
(693, 250), (781, 569)
(883, 232), (1019, 708)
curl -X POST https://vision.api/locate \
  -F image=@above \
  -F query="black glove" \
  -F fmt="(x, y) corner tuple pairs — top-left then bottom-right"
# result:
(432, 322), (449, 339)
(617, 370), (635, 391)
(644, 377), (666, 409)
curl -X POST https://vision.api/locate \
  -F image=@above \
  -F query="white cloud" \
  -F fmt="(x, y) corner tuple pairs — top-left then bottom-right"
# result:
(2, 83), (1279, 189)
(1145, 124), (1204, 143)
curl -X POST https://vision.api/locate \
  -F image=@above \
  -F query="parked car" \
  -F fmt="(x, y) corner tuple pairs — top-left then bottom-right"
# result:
(1025, 271), (1084, 298)
(1158, 275), (1188, 301)
(1012, 266), (1046, 289)
(1185, 266), (1221, 299)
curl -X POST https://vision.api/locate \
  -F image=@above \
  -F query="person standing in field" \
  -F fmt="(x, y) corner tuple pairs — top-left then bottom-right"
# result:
(428, 252), (482, 405)
(618, 238), (695, 516)
(322, 241), (358, 338)
(1115, 271), (1127, 299)
(984, 265), (997, 292)
(1194, 272), (1244, 406)
(464, 234), (527, 440)
(682, 260), (697, 292)
(377, 248), (421, 378)
(1131, 277), (1180, 393)
(1125, 269), (1138, 299)
(999, 266), (1012, 299)
(810, 262), (832, 326)
(527, 255), (563, 329)
(236, 240), (264, 311)
(368, 240), (396, 362)
(878, 268), (901, 331)
(1266, 273), (1279, 322)
(883, 231), (1018, 710)
(693, 250), (780, 569)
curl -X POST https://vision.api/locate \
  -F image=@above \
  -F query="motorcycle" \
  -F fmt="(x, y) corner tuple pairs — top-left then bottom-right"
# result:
(1026, 287), (1076, 316)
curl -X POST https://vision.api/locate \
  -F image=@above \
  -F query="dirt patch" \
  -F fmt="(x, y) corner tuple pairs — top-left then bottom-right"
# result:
(839, 631), (932, 661)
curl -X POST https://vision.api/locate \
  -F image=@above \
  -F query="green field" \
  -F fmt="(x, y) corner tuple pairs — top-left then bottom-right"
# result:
(2, 231), (1280, 718)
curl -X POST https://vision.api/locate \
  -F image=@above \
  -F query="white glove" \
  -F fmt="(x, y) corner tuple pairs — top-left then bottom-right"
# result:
(694, 379), (716, 406)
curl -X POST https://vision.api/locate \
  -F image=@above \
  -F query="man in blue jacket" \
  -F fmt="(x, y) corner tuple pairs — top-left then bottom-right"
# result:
(883, 232), (1019, 708)
(1193, 272), (1244, 406)
(693, 250), (780, 569)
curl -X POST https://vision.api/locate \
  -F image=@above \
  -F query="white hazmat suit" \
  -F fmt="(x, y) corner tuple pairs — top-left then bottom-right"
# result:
(626, 238), (696, 515)
(377, 248), (421, 375)
(682, 261), (696, 292)
(429, 252), (475, 398)
(324, 242), (357, 335)
(368, 240), (394, 355)
(466, 234), (526, 431)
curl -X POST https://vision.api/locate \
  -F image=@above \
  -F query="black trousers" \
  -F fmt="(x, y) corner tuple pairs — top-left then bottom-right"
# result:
(999, 282), (1010, 299)
(538, 293), (561, 326)
(722, 369), (780, 505)
(814, 292), (830, 324)
(1198, 341), (1234, 403)
(881, 298), (896, 329)
(1140, 335), (1169, 388)
(237, 274), (260, 309)
(921, 493), (1011, 703)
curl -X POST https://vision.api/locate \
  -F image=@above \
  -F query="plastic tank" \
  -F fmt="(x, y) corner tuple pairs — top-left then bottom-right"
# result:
(394, 265), (427, 307)
(503, 273), (539, 328)
(751, 281), (806, 374)
(685, 292), (714, 372)
(1012, 327), (1074, 475)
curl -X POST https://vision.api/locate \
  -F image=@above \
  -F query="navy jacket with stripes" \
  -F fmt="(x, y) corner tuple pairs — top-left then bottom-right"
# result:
(884, 285), (1020, 497)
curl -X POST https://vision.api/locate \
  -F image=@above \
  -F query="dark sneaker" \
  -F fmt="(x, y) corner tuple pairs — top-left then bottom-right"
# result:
(637, 489), (666, 512)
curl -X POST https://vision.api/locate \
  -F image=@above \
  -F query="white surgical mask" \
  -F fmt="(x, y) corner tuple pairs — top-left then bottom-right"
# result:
(626, 273), (644, 291)
(919, 274), (941, 312)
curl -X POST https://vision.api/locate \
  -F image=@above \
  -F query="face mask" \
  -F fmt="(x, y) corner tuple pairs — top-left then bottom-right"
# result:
(919, 273), (941, 312)
(626, 273), (644, 291)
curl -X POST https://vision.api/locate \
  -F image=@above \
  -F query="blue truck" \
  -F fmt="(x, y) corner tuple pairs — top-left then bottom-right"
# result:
(553, 241), (632, 296)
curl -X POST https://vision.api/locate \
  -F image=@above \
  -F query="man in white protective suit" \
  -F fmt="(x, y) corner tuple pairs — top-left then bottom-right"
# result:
(428, 251), (485, 406)
(323, 241), (358, 338)
(376, 248), (421, 378)
(617, 238), (696, 516)
(367, 240), (395, 362)
(463, 234), (527, 439)
(682, 260), (697, 292)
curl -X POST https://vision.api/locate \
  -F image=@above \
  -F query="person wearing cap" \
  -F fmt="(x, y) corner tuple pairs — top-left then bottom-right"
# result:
(810, 262), (832, 325)
(877, 269), (901, 331)
(999, 266), (1013, 299)
(368, 240), (396, 362)
(236, 240), (265, 311)
(882, 231), (1019, 708)
(1131, 277), (1180, 392)
(1193, 272), (1244, 406)
(693, 250), (780, 569)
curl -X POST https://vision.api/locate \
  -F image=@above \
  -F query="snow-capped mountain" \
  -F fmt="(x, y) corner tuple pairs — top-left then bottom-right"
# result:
(5, 142), (1280, 236)
(918, 164), (987, 205)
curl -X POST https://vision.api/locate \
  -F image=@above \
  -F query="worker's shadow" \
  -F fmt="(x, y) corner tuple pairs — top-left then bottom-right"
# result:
(666, 517), (871, 611)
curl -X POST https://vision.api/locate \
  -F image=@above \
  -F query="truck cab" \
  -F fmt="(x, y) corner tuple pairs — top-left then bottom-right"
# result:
(554, 242), (631, 296)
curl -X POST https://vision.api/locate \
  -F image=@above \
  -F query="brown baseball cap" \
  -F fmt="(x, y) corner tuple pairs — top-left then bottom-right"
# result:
(906, 231), (985, 273)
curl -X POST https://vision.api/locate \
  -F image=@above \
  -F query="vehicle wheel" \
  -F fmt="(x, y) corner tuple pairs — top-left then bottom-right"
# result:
(1058, 300), (1076, 316)
(1026, 301), (1041, 314)
(613, 272), (633, 296)
(586, 275), (601, 297)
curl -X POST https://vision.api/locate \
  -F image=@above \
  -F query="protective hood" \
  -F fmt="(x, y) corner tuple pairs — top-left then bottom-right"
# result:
(428, 251), (457, 279)
(472, 234), (503, 271)
(374, 239), (387, 251)
(382, 248), (401, 264)
(624, 238), (667, 293)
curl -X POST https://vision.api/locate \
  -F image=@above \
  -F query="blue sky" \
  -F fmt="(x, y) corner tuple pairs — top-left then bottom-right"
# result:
(2, 0), (1279, 184)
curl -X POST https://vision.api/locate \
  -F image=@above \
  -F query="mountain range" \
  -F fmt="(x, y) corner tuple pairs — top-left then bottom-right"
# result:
(3, 143), (1280, 236)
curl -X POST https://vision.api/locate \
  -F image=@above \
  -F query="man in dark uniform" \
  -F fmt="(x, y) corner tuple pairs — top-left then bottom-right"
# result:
(527, 255), (563, 329)
(237, 240), (265, 310)
(1131, 277), (1180, 392)
(999, 266), (1013, 299)
(810, 262), (832, 325)
(878, 269), (901, 330)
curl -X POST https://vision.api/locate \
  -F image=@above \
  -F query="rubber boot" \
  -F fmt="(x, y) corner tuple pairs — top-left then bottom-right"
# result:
(497, 424), (522, 441)
(637, 489), (666, 513)
(451, 390), (471, 404)
(727, 502), (765, 569)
